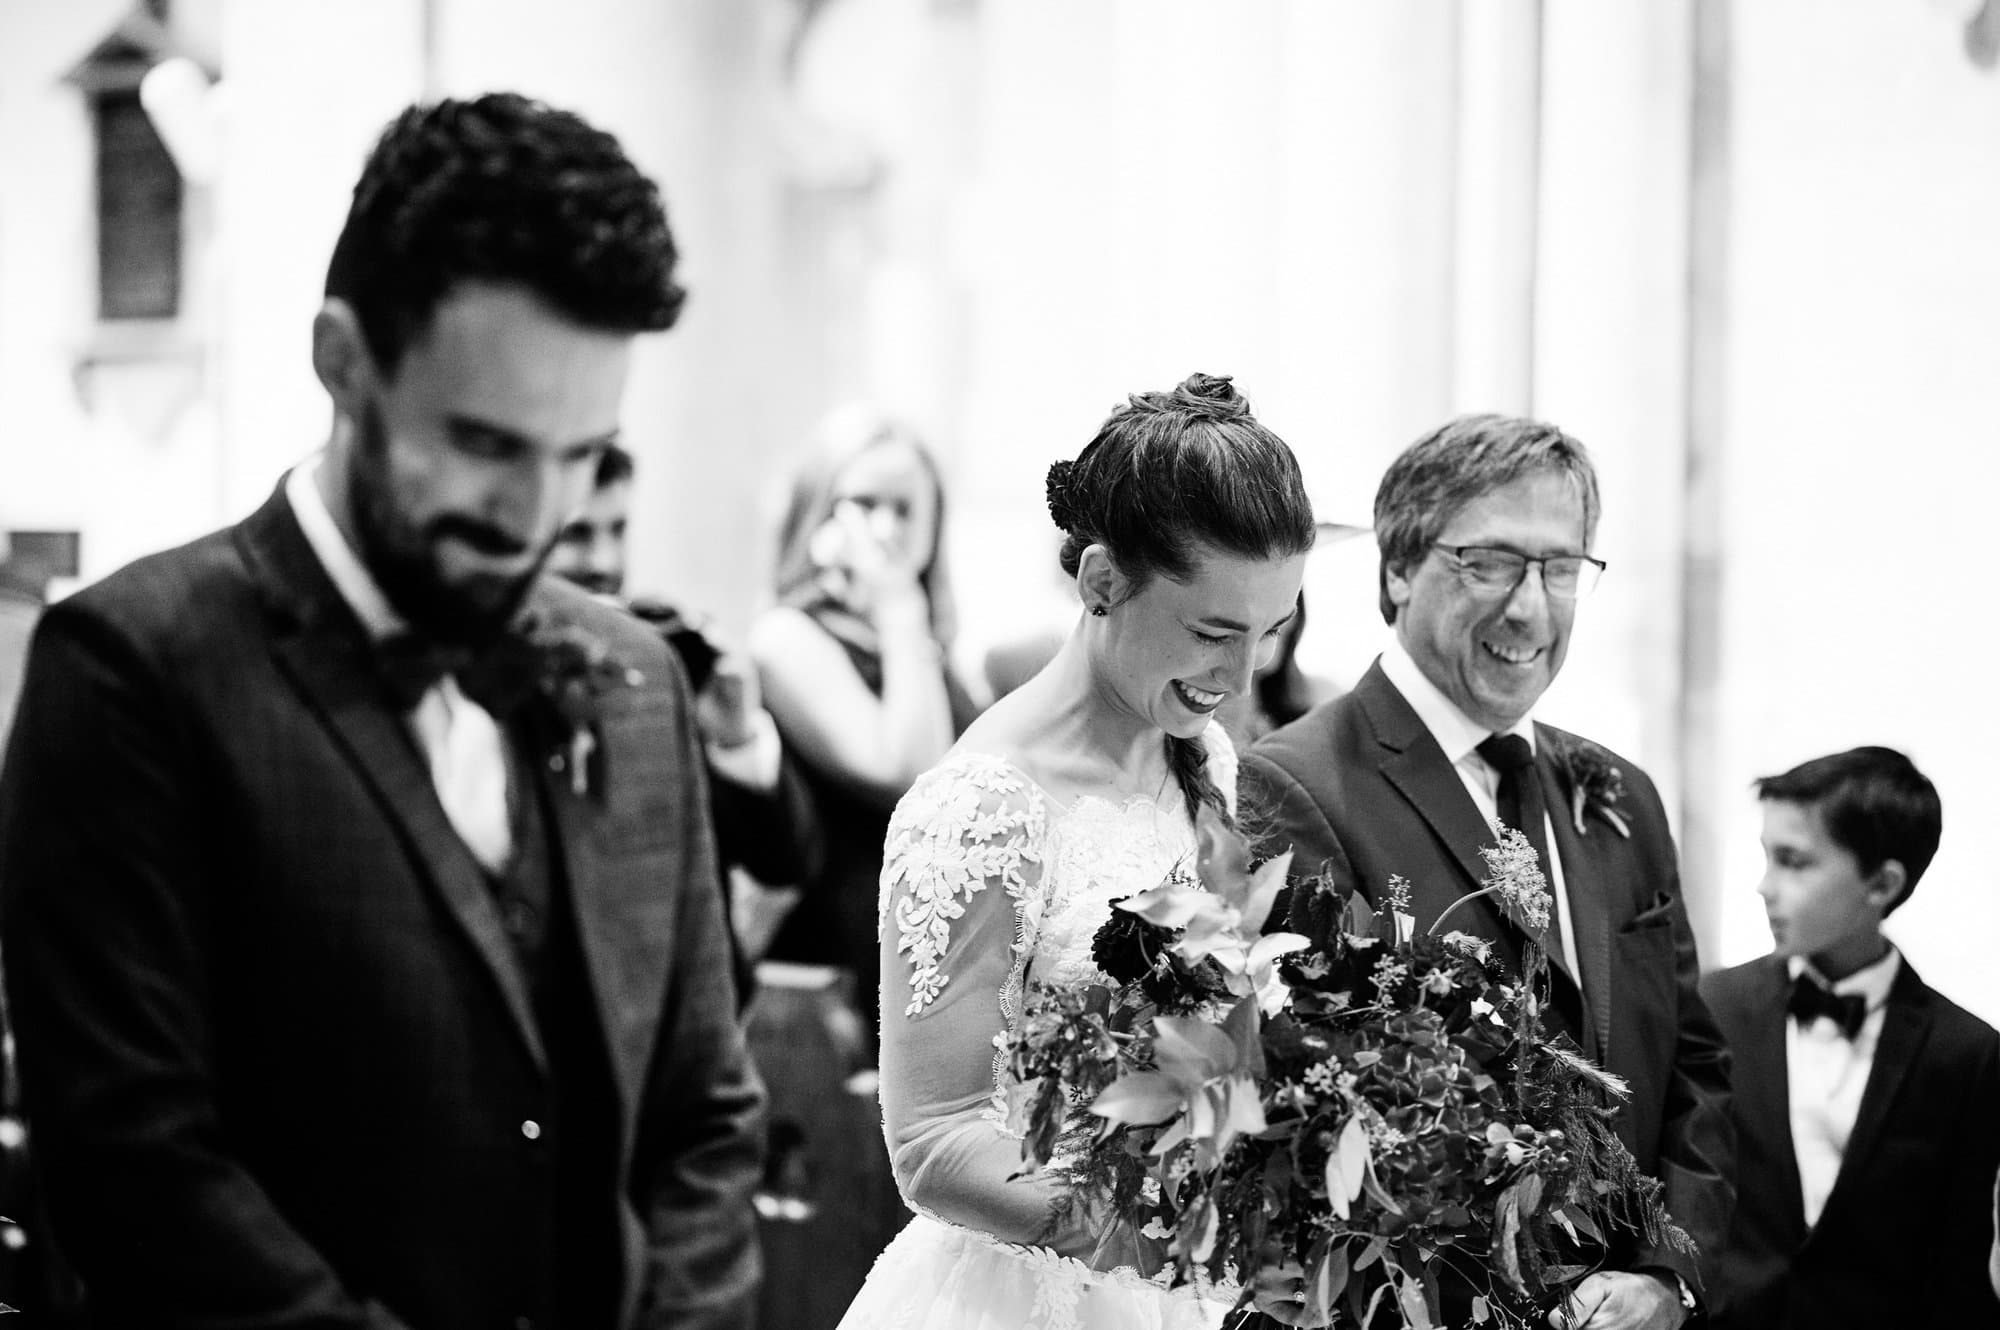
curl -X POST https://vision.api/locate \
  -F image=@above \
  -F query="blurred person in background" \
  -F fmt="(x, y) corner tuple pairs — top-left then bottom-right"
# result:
(1700, 746), (2000, 1329)
(738, 406), (979, 1329)
(0, 93), (763, 1330)
(748, 405), (980, 1048)
(548, 442), (823, 1007)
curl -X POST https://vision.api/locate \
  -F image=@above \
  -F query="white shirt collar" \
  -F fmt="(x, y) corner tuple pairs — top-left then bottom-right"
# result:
(1788, 944), (1902, 1012)
(1378, 639), (1536, 764)
(284, 454), (406, 642)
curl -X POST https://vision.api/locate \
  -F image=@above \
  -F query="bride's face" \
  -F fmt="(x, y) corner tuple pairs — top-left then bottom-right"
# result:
(1095, 545), (1307, 741)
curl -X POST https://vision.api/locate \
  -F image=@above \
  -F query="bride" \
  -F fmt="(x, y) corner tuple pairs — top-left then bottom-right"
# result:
(837, 373), (1316, 1329)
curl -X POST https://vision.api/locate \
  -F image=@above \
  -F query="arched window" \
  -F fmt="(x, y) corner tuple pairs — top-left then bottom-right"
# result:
(63, 3), (207, 323)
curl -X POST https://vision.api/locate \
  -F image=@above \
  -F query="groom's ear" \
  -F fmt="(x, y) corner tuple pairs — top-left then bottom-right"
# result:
(1075, 543), (1128, 613)
(312, 298), (380, 415)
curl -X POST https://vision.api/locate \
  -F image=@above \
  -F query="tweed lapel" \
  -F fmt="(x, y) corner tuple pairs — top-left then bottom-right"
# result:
(1536, 731), (1609, 1057)
(519, 584), (674, 1119)
(1821, 957), (1930, 1220)
(235, 481), (548, 1073)
(1354, 664), (1512, 940)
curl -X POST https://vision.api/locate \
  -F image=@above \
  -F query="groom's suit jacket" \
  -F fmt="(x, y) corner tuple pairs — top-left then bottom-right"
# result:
(1700, 955), (2000, 1330)
(1239, 660), (1735, 1295)
(0, 484), (765, 1330)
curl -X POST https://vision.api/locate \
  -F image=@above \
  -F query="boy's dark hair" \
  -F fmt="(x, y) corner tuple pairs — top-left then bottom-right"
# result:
(325, 93), (686, 376)
(1755, 745), (1942, 913)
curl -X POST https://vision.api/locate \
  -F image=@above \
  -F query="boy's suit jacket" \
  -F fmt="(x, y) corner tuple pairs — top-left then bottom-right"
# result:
(0, 483), (766, 1330)
(1701, 954), (2000, 1329)
(1240, 659), (1736, 1294)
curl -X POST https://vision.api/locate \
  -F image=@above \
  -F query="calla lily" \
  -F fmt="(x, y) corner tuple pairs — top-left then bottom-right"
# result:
(1092, 1070), (1186, 1126)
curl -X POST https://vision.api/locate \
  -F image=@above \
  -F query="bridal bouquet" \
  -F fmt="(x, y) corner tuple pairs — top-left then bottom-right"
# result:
(1003, 811), (1693, 1329)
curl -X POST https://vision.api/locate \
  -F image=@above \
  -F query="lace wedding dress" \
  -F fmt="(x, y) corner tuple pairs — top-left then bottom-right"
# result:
(834, 729), (1240, 1330)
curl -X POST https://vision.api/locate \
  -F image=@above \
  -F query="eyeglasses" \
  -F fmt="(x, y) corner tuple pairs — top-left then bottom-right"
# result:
(1430, 544), (1607, 600)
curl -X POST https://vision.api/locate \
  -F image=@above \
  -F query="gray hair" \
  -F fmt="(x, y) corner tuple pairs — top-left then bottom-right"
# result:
(1373, 413), (1600, 624)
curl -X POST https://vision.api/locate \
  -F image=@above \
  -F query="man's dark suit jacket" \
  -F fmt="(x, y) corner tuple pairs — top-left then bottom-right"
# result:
(1239, 659), (1736, 1297)
(1701, 954), (2000, 1329)
(0, 484), (766, 1330)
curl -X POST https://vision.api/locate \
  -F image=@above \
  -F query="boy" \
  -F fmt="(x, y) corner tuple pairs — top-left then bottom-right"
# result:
(1702, 746), (2000, 1328)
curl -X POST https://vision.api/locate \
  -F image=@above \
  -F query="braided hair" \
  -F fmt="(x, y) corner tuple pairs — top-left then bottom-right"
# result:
(1046, 372), (1316, 821)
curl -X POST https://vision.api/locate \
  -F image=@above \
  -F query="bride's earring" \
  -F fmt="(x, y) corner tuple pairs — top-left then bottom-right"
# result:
(1088, 604), (1108, 617)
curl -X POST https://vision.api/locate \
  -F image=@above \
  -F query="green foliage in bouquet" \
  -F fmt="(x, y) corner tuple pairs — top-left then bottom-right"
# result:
(1003, 810), (1694, 1330)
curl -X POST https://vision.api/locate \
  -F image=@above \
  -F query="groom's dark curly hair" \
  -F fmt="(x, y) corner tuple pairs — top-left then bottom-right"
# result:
(324, 91), (686, 376)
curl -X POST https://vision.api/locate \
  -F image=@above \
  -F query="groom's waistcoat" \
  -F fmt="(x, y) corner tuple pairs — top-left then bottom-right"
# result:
(492, 732), (622, 1330)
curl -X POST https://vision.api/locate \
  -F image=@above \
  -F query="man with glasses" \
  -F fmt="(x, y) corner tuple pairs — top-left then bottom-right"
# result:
(1242, 414), (1734, 1330)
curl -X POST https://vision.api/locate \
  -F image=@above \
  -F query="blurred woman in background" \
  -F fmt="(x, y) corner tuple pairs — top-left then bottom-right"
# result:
(749, 405), (981, 1049)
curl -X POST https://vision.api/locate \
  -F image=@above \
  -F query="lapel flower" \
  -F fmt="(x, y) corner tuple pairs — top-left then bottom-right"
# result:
(1553, 737), (1631, 838)
(513, 614), (645, 799)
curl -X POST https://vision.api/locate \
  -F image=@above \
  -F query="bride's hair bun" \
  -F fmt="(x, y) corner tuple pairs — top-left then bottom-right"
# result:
(1169, 372), (1250, 422)
(1045, 459), (1082, 533)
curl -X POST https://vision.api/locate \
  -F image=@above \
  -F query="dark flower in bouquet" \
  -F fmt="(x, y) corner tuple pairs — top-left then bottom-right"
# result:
(1006, 816), (1308, 1256)
(1003, 812), (1693, 1329)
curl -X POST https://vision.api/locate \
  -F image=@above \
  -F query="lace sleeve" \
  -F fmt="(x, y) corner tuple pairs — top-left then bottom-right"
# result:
(879, 757), (1044, 1015)
(875, 755), (1095, 1253)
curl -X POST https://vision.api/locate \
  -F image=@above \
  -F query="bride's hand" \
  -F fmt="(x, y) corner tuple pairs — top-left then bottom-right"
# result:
(1042, 1189), (1169, 1277)
(1085, 1216), (1171, 1277)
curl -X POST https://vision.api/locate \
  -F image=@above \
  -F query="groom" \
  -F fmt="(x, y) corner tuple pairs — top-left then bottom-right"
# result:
(0, 94), (764, 1330)
(1242, 415), (1734, 1329)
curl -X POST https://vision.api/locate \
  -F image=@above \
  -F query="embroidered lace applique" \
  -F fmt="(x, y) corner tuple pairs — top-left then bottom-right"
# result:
(881, 754), (1048, 1016)
(879, 734), (1240, 1131)
(866, 730), (1244, 1323)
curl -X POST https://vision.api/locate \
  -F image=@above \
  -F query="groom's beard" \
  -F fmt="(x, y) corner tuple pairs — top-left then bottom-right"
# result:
(349, 400), (548, 648)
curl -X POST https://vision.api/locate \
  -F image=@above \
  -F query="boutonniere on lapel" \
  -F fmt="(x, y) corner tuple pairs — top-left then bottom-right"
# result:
(1553, 738), (1631, 839)
(378, 614), (644, 799)
(514, 615), (646, 800)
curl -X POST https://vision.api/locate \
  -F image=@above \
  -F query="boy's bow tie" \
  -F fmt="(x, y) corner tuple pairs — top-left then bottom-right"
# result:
(1787, 972), (1867, 1039)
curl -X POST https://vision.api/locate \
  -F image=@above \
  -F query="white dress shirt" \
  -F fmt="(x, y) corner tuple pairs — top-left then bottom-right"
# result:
(1786, 946), (1901, 1229)
(1377, 642), (1583, 981)
(286, 458), (515, 873)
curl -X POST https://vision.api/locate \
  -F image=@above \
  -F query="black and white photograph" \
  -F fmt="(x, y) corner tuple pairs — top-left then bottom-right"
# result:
(0, 2), (1996, 1328)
